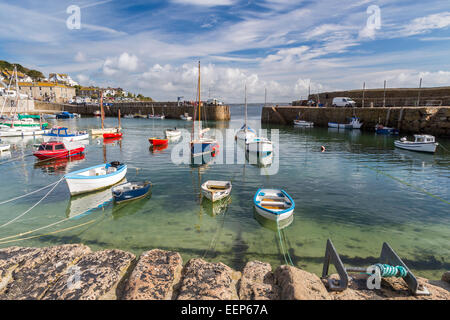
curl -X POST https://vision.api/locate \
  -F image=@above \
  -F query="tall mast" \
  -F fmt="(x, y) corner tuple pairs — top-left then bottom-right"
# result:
(198, 61), (201, 136)
(11, 66), (20, 128)
(100, 90), (104, 129)
(244, 84), (247, 132)
(118, 109), (121, 129)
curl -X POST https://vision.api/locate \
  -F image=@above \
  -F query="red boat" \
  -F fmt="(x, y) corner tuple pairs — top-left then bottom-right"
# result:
(33, 141), (85, 160)
(150, 143), (168, 153)
(148, 137), (168, 146)
(103, 132), (123, 139)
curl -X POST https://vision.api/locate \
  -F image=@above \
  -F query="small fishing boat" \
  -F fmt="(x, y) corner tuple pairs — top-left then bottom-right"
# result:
(64, 161), (127, 196)
(201, 180), (232, 202)
(375, 124), (399, 135)
(246, 137), (273, 154)
(56, 111), (76, 119)
(294, 119), (314, 128)
(123, 114), (134, 118)
(253, 189), (295, 221)
(44, 127), (89, 142)
(328, 117), (363, 129)
(180, 113), (192, 121)
(148, 106), (165, 119)
(93, 110), (101, 117)
(33, 141), (85, 160)
(165, 128), (181, 138)
(236, 85), (257, 142)
(43, 114), (57, 119)
(149, 137), (168, 146)
(112, 181), (152, 203)
(103, 132), (123, 139)
(394, 135), (438, 153)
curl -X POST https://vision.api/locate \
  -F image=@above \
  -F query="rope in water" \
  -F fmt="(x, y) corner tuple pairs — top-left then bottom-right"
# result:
(0, 177), (64, 229)
(0, 179), (62, 205)
(0, 198), (112, 242)
(370, 263), (408, 278)
(362, 164), (450, 205)
(276, 220), (294, 266)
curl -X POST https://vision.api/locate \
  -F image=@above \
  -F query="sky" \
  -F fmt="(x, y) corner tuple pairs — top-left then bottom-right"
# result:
(0, 0), (449, 103)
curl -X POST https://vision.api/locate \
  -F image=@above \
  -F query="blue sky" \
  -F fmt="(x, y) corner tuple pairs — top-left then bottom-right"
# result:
(0, 0), (449, 102)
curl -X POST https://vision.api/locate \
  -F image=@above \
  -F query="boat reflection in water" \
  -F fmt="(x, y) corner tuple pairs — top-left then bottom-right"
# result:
(112, 191), (151, 220)
(201, 196), (231, 217)
(246, 150), (273, 168)
(65, 185), (116, 219)
(0, 151), (11, 160)
(34, 153), (86, 175)
(254, 209), (294, 232)
(150, 143), (168, 153)
(103, 137), (122, 145)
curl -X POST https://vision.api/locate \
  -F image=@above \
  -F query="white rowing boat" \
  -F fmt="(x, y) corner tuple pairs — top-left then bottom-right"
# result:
(394, 135), (438, 153)
(165, 128), (181, 138)
(253, 188), (295, 221)
(64, 161), (127, 196)
(294, 120), (314, 128)
(201, 180), (232, 202)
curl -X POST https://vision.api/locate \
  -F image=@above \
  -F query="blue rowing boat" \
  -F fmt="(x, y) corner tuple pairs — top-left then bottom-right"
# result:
(112, 181), (152, 203)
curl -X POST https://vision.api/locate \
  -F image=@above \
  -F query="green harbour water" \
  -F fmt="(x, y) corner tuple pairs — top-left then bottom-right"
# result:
(0, 105), (448, 280)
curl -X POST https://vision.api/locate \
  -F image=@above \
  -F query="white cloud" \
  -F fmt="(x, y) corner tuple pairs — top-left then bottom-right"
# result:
(400, 12), (450, 36)
(102, 52), (139, 75)
(75, 52), (86, 62)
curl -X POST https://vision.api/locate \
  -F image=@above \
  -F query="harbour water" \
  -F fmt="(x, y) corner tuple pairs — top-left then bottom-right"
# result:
(0, 105), (448, 279)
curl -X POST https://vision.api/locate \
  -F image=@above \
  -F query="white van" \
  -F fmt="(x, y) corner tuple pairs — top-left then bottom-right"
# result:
(332, 97), (356, 107)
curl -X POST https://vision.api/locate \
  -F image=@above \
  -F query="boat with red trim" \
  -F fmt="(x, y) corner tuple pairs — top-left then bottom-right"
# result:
(148, 137), (168, 146)
(33, 141), (85, 160)
(103, 132), (123, 139)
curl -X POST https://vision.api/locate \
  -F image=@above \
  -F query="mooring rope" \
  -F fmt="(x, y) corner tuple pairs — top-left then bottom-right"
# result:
(0, 197), (112, 242)
(0, 180), (62, 205)
(367, 264), (408, 278)
(0, 177), (64, 228)
(362, 164), (450, 205)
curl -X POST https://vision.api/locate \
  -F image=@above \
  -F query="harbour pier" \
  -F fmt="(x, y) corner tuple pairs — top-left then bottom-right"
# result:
(34, 101), (231, 121)
(262, 106), (450, 137)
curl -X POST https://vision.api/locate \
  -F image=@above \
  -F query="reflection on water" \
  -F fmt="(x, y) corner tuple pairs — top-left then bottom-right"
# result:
(254, 210), (294, 231)
(0, 108), (448, 280)
(34, 153), (86, 175)
(201, 196), (231, 217)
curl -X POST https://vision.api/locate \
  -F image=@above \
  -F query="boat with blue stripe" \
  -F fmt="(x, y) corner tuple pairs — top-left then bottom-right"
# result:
(112, 181), (152, 203)
(253, 188), (295, 221)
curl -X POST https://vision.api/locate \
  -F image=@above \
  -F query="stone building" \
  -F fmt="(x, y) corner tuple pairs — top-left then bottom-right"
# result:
(18, 82), (76, 103)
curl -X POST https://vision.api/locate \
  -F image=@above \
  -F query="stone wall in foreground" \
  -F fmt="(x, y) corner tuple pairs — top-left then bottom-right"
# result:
(0, 244), (448, 300)
(262, 106), (450, 137)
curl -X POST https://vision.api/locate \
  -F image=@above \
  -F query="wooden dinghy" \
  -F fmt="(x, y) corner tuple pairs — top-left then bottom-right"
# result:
(64, 161), (127, 196)
(112, 181), (151, 203)
(201, 180), (232, 202)
(253, 188), (295, 221)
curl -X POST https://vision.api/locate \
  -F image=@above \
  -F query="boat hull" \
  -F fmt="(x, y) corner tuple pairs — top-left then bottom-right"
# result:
(149, 138), (168, 146)
(253, 188), (295, 222)
(103, 133), (123, 139)
(112, 182), (151, 203)
(247, 140), (273, 154)
(65, 164), (128, 196)
(0, 129), (49, 137)
(394, 141), (437, 153)
(236, 129), (256, 142)
(201, 181), (232, 202)
(191, 140), (219, 157)
(294, 120), (314, 127)
(33, 146), (85, 160)
(91, 128), (120, 135)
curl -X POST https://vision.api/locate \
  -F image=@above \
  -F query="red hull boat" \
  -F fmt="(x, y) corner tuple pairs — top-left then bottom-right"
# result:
(103, 132), (123, 139)
(33, 141), (85, 160)
(148, 137), (168, 146)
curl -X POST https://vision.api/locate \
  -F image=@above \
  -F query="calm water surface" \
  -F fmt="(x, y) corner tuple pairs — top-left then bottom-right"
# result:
(0, 105), (448, 279)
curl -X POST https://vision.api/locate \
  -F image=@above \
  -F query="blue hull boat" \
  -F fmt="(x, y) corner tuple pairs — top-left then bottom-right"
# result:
(375, 125), (399, 135)
(56, 111), (75, 119)
(112, 181), (152, 203)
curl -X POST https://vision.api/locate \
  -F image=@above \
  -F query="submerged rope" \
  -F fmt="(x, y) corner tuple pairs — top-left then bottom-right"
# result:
(276, 220), (294, 266)
(0, 177), (64, 228)
(362, 164), (450, 205)
(0, 180), (62, 205)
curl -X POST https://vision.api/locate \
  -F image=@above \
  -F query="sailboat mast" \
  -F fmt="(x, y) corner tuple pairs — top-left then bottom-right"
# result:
(100, 90), (104, 129)
(11, 66), (20, 128)
(198, 61), (201, 135)
(244, 84), (247, 132)
(118, 109), (121, 129)
(264, 88), (267, 107)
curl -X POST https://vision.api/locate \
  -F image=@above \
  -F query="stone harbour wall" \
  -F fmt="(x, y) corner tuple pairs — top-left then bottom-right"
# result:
(0, 244), (448, 300)
(262, 106), (450, 137)
(34, 101), (231, 121)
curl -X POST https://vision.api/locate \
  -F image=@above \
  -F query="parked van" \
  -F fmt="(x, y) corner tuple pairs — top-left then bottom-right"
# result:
(332, 97), (356, 107)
